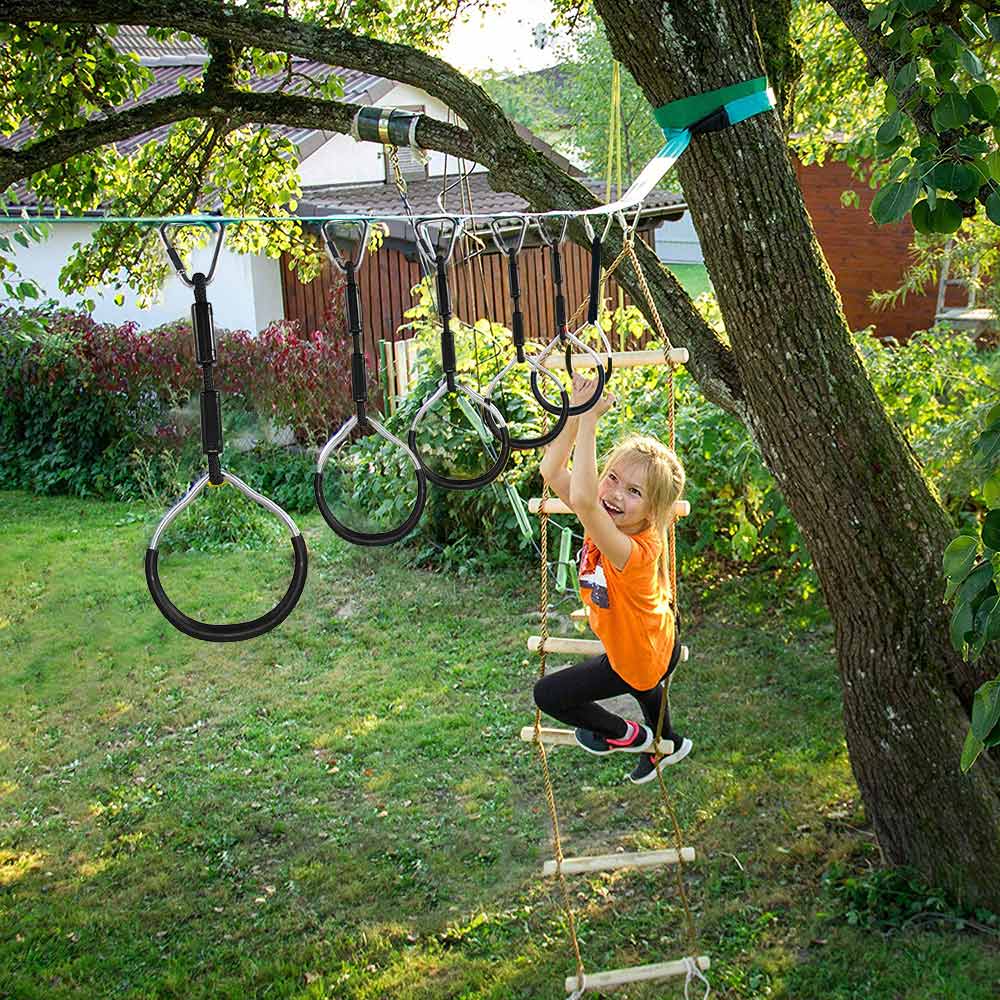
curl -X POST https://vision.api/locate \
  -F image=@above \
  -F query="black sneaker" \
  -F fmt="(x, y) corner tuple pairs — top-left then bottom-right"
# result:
(574, 720), (653, 755)
(628, 736), (693, 785)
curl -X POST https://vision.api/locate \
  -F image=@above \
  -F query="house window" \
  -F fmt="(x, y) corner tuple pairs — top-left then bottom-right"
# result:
(383, 106), (428, 184)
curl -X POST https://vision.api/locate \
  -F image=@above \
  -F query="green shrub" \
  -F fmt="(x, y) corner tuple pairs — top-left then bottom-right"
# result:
(225, 444), (316, 515)
(857, 325), (1000, 521)
(0, 305), (184, 498)
(822, 861), (999, 933)
(156, 479), (285, 554)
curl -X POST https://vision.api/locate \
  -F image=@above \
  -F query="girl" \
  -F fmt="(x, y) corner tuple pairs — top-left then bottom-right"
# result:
(534, 373), (692, 784)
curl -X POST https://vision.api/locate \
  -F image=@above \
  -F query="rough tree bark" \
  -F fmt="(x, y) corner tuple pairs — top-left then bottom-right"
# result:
(595, 0), (1000, 905)
(2, 0), (999, 904)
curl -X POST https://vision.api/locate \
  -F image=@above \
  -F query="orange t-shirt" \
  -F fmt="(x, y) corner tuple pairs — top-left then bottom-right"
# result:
(578, 527), (674, 691)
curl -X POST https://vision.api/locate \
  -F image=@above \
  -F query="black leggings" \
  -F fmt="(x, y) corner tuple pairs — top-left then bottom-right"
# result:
(533, 652), (678, 742)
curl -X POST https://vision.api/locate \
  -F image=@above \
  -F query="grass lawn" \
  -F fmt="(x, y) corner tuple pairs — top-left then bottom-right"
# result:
(665, 263), (712, 300)
(1, 489), (999, 998)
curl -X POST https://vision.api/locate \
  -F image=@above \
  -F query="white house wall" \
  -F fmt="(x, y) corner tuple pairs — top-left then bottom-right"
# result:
(654, 211), (703, 263)
(297, 83), (487, 187)
(0, 222), (284, 333)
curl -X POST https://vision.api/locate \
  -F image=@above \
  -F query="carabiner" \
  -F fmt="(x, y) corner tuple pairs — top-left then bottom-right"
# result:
(159, 221), (224, 288)
(315, 220), (427, 545)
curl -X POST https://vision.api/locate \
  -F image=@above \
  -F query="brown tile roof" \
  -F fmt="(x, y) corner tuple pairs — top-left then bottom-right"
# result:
(113, 25), (209, 62)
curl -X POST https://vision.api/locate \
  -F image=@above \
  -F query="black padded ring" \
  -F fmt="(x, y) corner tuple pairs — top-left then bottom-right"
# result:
(530, 359), (606, 417)
(482, 386), (570, 451)
(408, 398), (512, 491)
(145, 534), (308, 642)
(314, 466), (426, 546)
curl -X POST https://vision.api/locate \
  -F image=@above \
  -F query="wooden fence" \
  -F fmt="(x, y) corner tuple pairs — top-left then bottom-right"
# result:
(280, 226), (659, 379)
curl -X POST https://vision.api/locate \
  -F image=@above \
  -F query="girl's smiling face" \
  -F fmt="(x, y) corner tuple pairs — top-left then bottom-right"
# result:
(597, 457), (651, 534)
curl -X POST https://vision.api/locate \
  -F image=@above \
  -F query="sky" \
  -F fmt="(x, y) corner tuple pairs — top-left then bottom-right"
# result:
(441, 0), (564, 76)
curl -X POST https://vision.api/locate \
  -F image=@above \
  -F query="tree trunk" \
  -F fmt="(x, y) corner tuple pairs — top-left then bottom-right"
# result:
(596, 0), (1000, 906)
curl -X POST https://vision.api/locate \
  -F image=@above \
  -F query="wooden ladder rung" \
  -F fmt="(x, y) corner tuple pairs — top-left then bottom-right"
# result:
(538, 347), (689, 370)
(543, 846), (695, 877)
(528, 497), (690, 518)
(565, 955), (710, 993)
(528, 635), (689, 661)
(519, 725), (674, 755)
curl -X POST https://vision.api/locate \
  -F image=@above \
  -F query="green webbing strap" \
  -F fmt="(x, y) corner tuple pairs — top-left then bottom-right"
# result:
(653, 76), (771, 132)
(555, 525), (572, 593)
(599, 76), (775, 215)
(505, 482), (534, 541)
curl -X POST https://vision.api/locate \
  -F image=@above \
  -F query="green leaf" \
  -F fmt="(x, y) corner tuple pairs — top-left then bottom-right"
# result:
(870, 177), (920, 224)
(961, 48), (985, 81)
(876, 111), (903, 144)
(958, 560), (994, 605)
(971, 677), (1000, 742)
(983, 471), (1000, 507)
(984, 510), (1000, 550)
(929, 198), (963, 233)
(933, 93), (972, 131)
(986, 596), (1000, 641)
(986, 151), (1000, 181)
(958, 135), (991, 157)
(990, 16), (1000, 42)
(950, 599), (974, 650)
(869, 2), (890, 29)
(911, 199), (933, 234)
(888, 156), (911, 180)
(961, 725), (985, 772)
(987, 191), (1000, 225)
(893, 62), (918, 95)
(969, 83), (998, 120)
(930, 161), (977, 193)
(972, 595), (1000, 659)
(944, 535), (978, 579)
(976, 417), (1000, 465)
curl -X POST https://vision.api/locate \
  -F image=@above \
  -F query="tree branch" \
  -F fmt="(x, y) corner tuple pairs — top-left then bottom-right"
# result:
(826, 0), (936, 136)
(0, 90), (477, 193)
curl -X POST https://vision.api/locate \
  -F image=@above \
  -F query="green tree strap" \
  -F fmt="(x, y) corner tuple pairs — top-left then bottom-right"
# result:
(653, 76), (770, 131)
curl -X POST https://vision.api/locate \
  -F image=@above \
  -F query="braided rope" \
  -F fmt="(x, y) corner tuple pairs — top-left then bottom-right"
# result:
(620, 223), (700, 964)
(534, 483), (586, 989)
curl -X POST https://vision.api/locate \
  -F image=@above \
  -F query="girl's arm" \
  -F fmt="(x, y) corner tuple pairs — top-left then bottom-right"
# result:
(538, 412), (579, 508)
(569, 391), (634, 572)
(539, 372), (593, 507)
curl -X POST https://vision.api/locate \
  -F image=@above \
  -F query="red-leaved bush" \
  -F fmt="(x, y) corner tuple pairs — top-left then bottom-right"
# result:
(222, 310), (373, 446)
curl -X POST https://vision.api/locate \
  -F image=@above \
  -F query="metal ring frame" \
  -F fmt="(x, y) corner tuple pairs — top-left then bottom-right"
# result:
(145, 472), (308, 642)
(482, 216), (570, 450)
(315, 219), (427, 545)
(408, 217), (512, 490)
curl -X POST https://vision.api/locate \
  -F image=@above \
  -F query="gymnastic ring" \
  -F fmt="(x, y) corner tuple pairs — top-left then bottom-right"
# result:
(530, 329), (607, 417)
(408, 380), (512, 490)
(314, 413), (427, 545)
(145, 471), (307, 642)
(481, 354), (570, 450)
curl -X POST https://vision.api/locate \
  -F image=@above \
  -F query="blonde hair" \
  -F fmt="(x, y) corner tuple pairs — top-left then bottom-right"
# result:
(600, 434), (686, 597)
